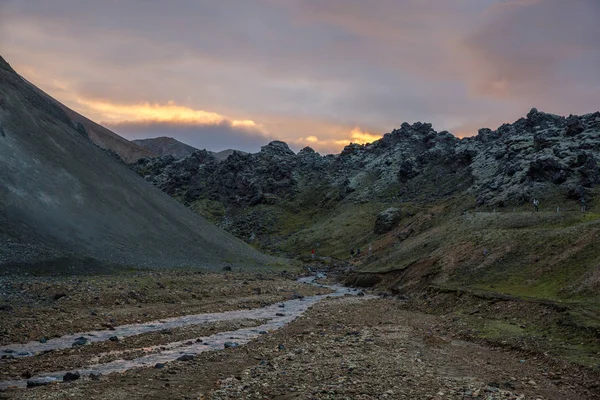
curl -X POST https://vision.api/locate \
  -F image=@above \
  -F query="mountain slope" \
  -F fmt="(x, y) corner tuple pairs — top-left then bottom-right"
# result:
(132, 137), (247, 161)
(0, 55), (275, 272)
(132, 137), (198, 158)
(25, 80), (155, 163)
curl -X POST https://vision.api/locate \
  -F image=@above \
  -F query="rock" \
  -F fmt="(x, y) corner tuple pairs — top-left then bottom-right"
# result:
(357, 291), (365, 297)
(276, 313), (285, 317)
(154, 363), (166, 369)
(278, 303), (285, 308)
(109, 335), (119, 342)
(259, 331), (268, 335)
(374, 208), (402, 234)
(176, 354), (195, 361)
(224, 342), (239, 349)
(278, 344), (286, 350)
(222, 266), (232, 272)
(26, 380), (50, 388)
(90, 373), (102, 381)
(53, 292), (67, 300)
(63, 371), (81, 382)
(72, 337), (89, 347)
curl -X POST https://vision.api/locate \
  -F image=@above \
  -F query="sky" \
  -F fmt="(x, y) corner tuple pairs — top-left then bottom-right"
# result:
(1, 0), (598, 154)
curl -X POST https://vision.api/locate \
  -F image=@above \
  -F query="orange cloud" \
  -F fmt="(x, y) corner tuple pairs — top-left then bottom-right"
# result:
(295, 126), (382, 153)
(76, 98), (262, 129)
(348, 127), (381, 144)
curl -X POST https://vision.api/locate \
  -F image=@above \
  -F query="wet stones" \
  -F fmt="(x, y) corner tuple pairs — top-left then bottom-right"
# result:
(72, 337), (89, 347)
(63, 371), (81, 382)
(224, 342), (239, 349)
(26, 380), (50, 388)
(176, 354), (195, 361)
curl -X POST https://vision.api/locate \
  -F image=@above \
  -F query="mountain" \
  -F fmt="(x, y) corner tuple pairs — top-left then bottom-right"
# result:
(24, 80), (155, 163)
(0, 55), (274, 273)
(132, 137), (198, 159)
(132, 136), (247, 161)
(133, 108), (600, 302)
(213, 149), (248, 161)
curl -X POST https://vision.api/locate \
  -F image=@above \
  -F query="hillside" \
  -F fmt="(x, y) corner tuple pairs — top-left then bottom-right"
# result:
(25, 80), (155, 163)
(133, 110), (600, 297)
(132, 137), (198, 159)
(0, 55), (275, 273)
(132, 136), (246, 161)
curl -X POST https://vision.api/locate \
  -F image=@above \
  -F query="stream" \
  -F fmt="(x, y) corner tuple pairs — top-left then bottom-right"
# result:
(0, 275), (367, 390)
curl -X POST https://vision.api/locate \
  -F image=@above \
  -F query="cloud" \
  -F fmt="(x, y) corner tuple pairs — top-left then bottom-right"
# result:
(77, 99), (260, 128)
(460, 0), (600, 111)
(1, 0), (598, 155)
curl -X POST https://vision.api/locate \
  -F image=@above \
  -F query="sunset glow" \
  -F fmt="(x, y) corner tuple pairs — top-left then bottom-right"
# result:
(77, 99), (258, 128)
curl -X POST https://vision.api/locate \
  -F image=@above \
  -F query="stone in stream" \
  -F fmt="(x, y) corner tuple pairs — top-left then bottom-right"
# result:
(259, 331), (268, 335)
(278, 303), (285, 308)
(90, 373), (102, 381)
(176, 354), (195, 361)
(39, 337), (47, 343)
(154, 363), (166, 369)
(224, 342), (239, 349)
(26, 380), (51, 388)
(276, 313), (285, 317)
(63, 372), (81, 382)
(108, 335), (119, 342)
(72, 337), (89, 347)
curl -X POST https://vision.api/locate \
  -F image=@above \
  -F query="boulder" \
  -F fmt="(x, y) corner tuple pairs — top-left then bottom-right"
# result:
(374, 208), (402, 234)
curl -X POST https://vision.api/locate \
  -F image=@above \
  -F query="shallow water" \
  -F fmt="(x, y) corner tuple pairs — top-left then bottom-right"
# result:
(0, 275), (365, 390)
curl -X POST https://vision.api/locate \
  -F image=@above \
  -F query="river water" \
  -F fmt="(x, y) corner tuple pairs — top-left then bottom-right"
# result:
(0, 275), (366, 390)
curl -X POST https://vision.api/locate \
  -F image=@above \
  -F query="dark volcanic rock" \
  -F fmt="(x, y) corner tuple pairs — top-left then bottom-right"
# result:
(374, 208), (402, 234)
(131, 108), (600, 245)
(63, 371), (81, 382)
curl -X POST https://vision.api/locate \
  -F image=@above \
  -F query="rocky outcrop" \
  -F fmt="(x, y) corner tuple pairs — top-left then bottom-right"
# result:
(132, 108), (600, 244)
(374, 208), (402, 234)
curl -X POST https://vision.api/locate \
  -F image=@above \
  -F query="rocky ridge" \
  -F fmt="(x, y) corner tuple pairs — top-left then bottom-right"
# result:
(133, 109), (600, 234)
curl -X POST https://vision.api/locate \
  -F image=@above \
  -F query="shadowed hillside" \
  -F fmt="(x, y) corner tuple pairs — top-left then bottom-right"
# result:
(0, 55), (275, 273)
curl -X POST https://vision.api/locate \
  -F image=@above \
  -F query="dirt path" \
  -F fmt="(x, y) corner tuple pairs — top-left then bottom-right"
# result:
(2, 296), (598, 399)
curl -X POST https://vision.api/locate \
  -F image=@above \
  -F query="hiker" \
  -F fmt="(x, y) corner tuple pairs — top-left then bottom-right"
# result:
(311, 248), (315, 259)
(357, 248), (361, 256)
(350, 249), (355, 259)
(532, 198), (539, 212)
(368, 244), (372, 256)
(581, 197), (586, 212)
